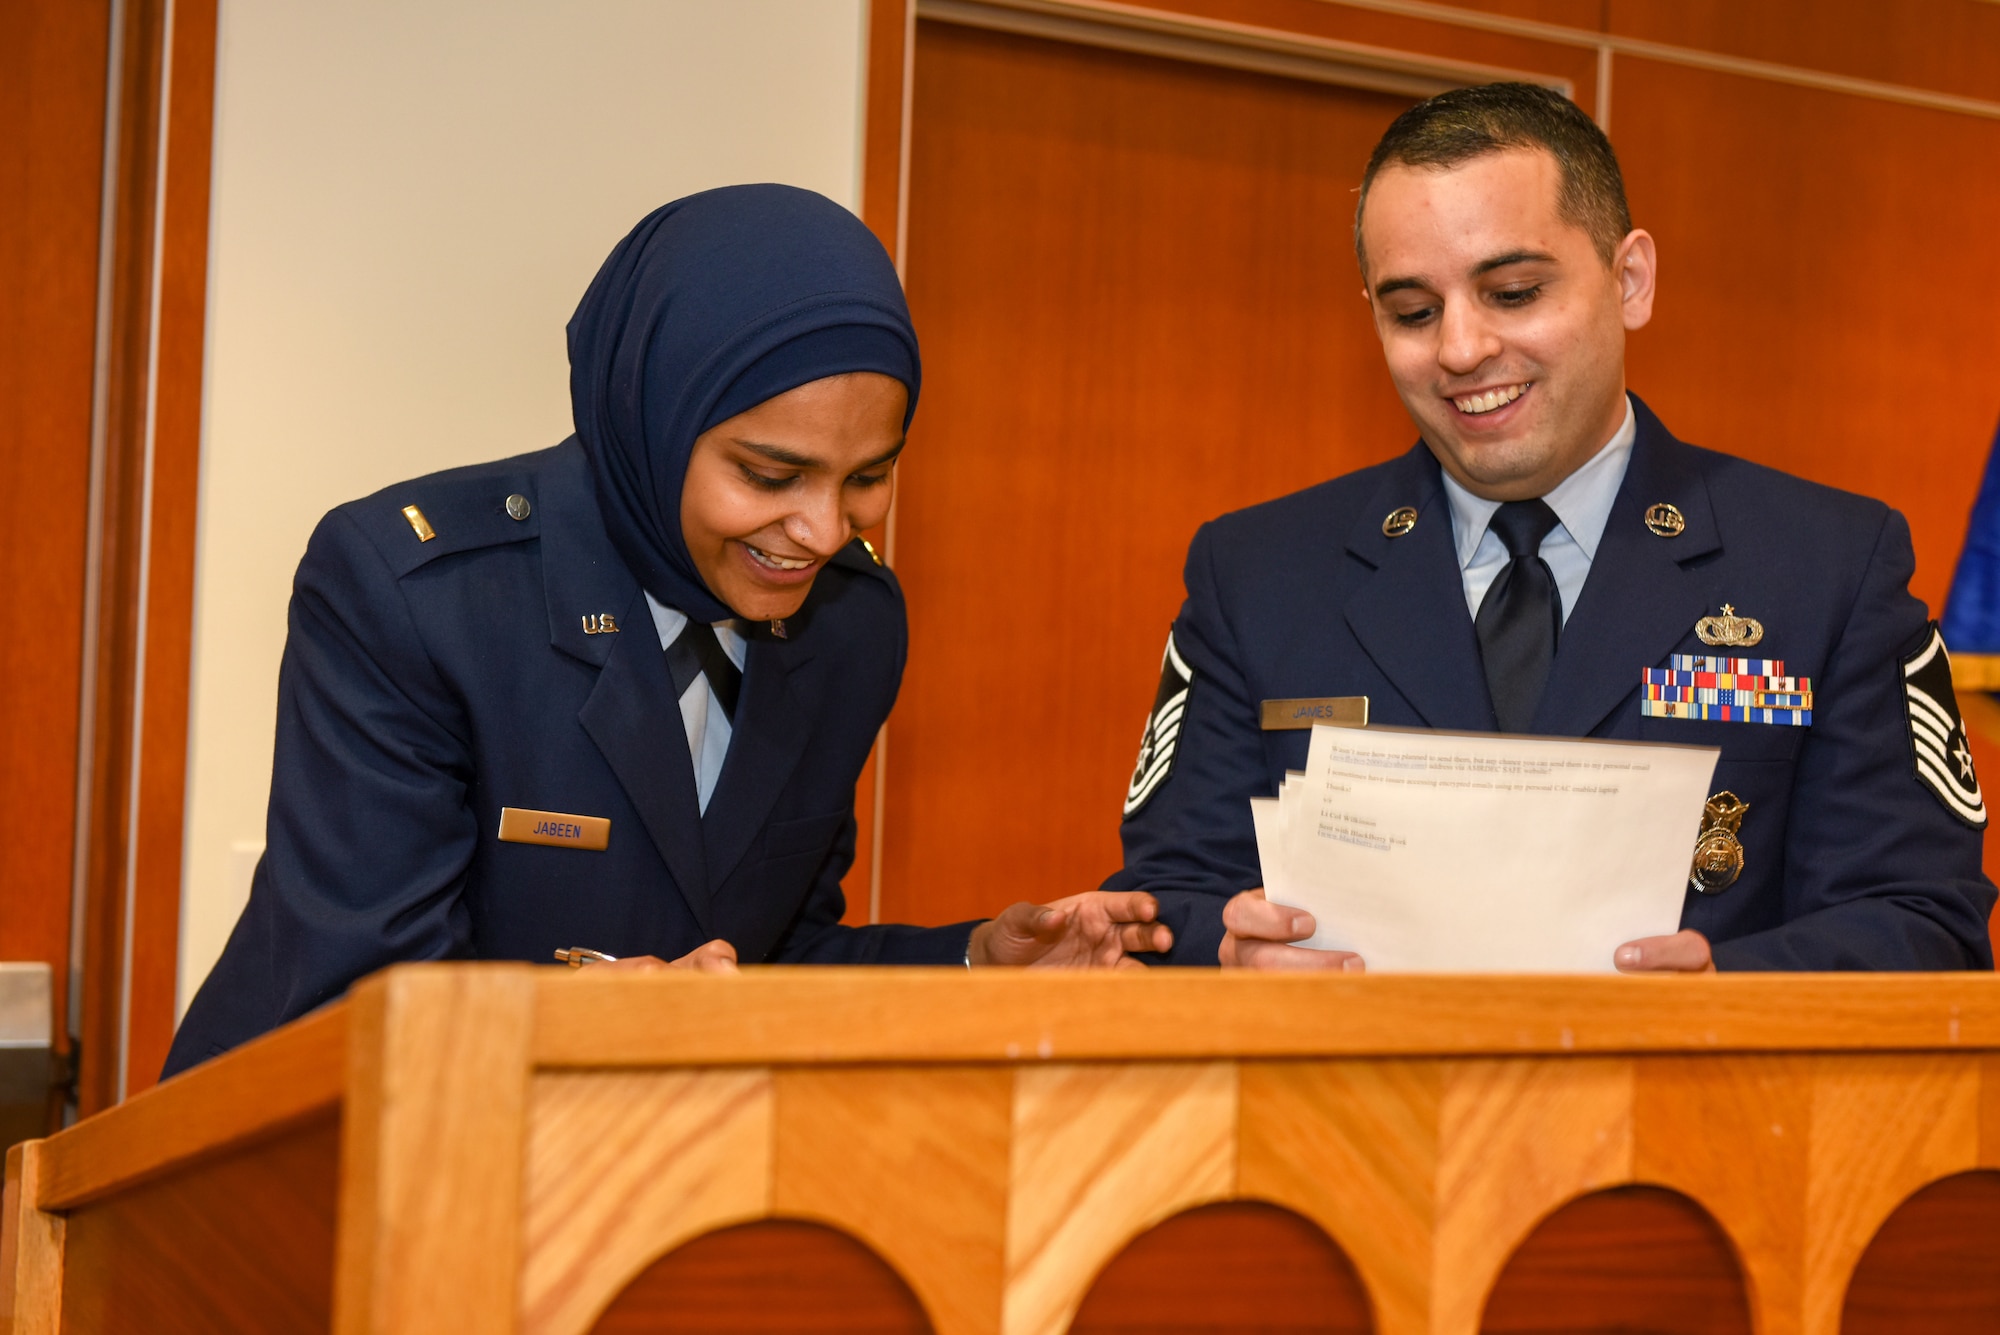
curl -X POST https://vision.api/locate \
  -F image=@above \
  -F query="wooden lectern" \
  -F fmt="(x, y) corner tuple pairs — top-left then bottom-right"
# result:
(6, 966), (2000, 1334)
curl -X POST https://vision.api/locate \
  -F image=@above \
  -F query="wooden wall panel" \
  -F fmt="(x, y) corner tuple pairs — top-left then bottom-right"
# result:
(0, 0), (110, 1111)
(1614, 55), (2000, 618)
(891, 24), (1417, 921)
(1608, 0), (2000, 102)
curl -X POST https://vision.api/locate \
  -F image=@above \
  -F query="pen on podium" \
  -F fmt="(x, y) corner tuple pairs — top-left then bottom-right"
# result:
(554, 947), (619, 968)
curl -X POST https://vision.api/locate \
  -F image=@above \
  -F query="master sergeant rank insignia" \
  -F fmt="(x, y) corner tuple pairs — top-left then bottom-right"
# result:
(1903, 623), (1986, 829)
(1124, 630), (1193, 818)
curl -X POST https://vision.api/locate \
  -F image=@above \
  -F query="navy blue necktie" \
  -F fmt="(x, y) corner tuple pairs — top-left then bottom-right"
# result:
(1475, 499), (1563, 733)
(665, 621), (742, 722)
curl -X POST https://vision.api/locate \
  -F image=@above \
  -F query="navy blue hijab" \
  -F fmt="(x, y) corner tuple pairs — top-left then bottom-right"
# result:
(567, 185), (920, 623)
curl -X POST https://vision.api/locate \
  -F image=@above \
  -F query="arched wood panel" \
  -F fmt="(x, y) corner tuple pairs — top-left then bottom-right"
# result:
(891, 21), (1417, 922)
(1841, 1169), (2000, 1335)
(1479, 1184), (1751, 1334)
(1068, 1200), (1373, 1333)
(589, 1218), (932, 1334)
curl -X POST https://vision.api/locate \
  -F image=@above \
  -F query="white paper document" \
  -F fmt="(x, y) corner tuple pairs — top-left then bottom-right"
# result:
(1253, 726), (1720, 972)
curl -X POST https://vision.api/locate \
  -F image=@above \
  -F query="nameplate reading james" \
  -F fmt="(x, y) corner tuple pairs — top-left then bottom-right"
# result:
(498, 807), (610, 851)
(1259, 696), (1369, 731)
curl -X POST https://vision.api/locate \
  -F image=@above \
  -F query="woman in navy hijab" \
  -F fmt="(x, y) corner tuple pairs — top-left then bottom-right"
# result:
(164, 186), (1167, 1076)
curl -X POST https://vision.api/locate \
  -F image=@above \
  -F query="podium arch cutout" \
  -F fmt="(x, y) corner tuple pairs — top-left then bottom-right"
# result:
(1840, 1168), (2000, 1334)
(1478, 1183), (1752, 1334)
(587, 1216), (934, 1334)
(1066, 1198), (1375, 1333)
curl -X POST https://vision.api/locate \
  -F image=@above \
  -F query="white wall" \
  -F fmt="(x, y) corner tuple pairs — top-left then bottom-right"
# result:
(181, 0), (871, 1013)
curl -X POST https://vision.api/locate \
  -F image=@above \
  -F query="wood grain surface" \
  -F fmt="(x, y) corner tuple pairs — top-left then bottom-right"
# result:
(521, 1070), (773, 1335)
(530, 970), (2000, 1067)
(1, 1141), (64, 1335)
(1005, 1062), (1236, 1335)
(1067, 1199), (1372, 1333)
(1632, 1056), (1811, 1335)
(1479, 1184), (1751, 1334)
(588, 1219), (932, 1334)
(1434, 1058), (1635, 1334)
(335, 967), (534, 1335)
(56, 1114), (336, 1334)
(1237, 1060), (1438, 1335)
(774, 1067), (1010, 1335)
(0, 0), (110, 1097)
(34, 1000), (346, 1210)
(1801, 1055), (1983, 1335)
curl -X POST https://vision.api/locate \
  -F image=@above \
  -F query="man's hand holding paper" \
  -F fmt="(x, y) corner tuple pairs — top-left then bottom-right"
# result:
(1233, 724), (1721, 973)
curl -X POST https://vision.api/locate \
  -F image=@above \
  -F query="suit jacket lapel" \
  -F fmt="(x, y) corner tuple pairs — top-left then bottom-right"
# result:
(577, 583), (713, 931)
(1532, 399), (1723, 738)
(1344, 445), (1497, 731)
(702, 631), (820, 890)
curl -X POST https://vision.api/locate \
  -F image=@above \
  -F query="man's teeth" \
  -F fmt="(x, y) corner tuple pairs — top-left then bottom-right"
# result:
(747, 545), (813, 571)
(1453, 383), (1530, 415)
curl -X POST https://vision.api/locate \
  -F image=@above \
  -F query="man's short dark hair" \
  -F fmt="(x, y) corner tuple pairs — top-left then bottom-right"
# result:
(1355, 82), (1633, 272)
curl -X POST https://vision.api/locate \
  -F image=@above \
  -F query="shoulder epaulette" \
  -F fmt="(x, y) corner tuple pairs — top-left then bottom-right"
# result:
(346, 465), (541, 578)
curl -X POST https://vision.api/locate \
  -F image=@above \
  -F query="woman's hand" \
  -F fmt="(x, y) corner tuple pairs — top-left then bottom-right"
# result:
(589, 940), (740, 974)
(967, 891), (1172, 968)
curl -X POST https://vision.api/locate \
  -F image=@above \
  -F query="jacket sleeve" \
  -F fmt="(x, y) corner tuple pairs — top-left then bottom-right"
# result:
(1712, 509), (1997, 971)
(164, 510), (481, 1076)
(767, 810), (981, 964)
(1100, 521), (1270, 965)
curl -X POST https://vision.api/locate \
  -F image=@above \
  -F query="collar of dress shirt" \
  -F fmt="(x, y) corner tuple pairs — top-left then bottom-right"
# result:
(1440, 393), (1638, 569)
(643, 592), (747, 669)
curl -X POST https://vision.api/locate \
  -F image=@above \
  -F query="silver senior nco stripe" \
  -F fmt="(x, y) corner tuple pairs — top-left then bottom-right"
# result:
(1903, 623), (1987, 829)
(1124, 630), (1193, 818)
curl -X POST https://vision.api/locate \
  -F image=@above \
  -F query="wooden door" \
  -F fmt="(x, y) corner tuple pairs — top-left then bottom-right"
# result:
(885, 22), (1419, 924)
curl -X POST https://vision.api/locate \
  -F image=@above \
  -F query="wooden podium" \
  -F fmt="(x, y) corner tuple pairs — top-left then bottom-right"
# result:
(7, 966), (2000, 1334)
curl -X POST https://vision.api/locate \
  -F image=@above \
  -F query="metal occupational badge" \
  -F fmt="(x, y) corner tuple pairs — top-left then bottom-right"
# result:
(1696, 605), (1765, 647)
(1124, 630), (1193, 818)
(1688, 791), (1749, 895)
(1644, 502), (1685, 537)
(1902, 623), (1987, 829)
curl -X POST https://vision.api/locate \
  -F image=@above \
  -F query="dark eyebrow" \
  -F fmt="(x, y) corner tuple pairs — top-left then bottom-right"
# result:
(734, 437), (907, 471)
(1471, 249), (1558, 276)
(1372, 250), (1560, 300)
(1372, 275), (1430, 299)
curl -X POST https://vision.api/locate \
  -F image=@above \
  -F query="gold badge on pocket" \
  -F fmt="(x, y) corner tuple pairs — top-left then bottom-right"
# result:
(498, 807), (610, 851)
(1688, 791), (1748, 895)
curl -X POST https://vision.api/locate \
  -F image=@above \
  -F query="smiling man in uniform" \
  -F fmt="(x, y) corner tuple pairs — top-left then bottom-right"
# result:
(1106, 82), (1994, 971)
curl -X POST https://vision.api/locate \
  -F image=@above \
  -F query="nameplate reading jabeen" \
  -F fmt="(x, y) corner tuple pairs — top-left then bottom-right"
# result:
(498, 807), (611, 851)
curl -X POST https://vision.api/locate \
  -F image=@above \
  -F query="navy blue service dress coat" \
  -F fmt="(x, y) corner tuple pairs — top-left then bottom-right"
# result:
(1107, 398), (1996, 969)
(165, 438), (972, 1076)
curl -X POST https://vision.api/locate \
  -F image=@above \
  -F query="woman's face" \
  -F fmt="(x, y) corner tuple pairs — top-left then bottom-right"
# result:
(680, 371), (907, 621)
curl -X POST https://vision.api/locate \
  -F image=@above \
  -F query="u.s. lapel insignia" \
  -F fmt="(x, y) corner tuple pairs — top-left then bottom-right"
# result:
(1688, 791), (1748, 894)
(1902, 622), (1987, 828)
(581, 613), (619, 634)
(1124, 629), (1193, 818)
(1382, 506), (1418, 538)
(770, 618), (788, 639)
(1644, 502), (1685, 537)
(1696, 604), (1765, 647)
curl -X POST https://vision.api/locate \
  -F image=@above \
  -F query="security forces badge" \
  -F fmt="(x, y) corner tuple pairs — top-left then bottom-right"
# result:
(1124, 630), (1193, 818)
(1902, 623), (1987, 829)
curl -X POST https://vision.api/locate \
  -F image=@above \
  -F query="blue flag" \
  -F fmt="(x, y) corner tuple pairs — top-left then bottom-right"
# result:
(1941, 417), (2000, 654)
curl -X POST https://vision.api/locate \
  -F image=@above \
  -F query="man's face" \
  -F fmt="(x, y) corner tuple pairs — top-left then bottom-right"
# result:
(1359, 148), (1655, 501)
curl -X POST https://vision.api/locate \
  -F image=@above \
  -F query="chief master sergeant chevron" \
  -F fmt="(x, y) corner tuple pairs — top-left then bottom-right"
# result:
(1103, 82), (1996, 972)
